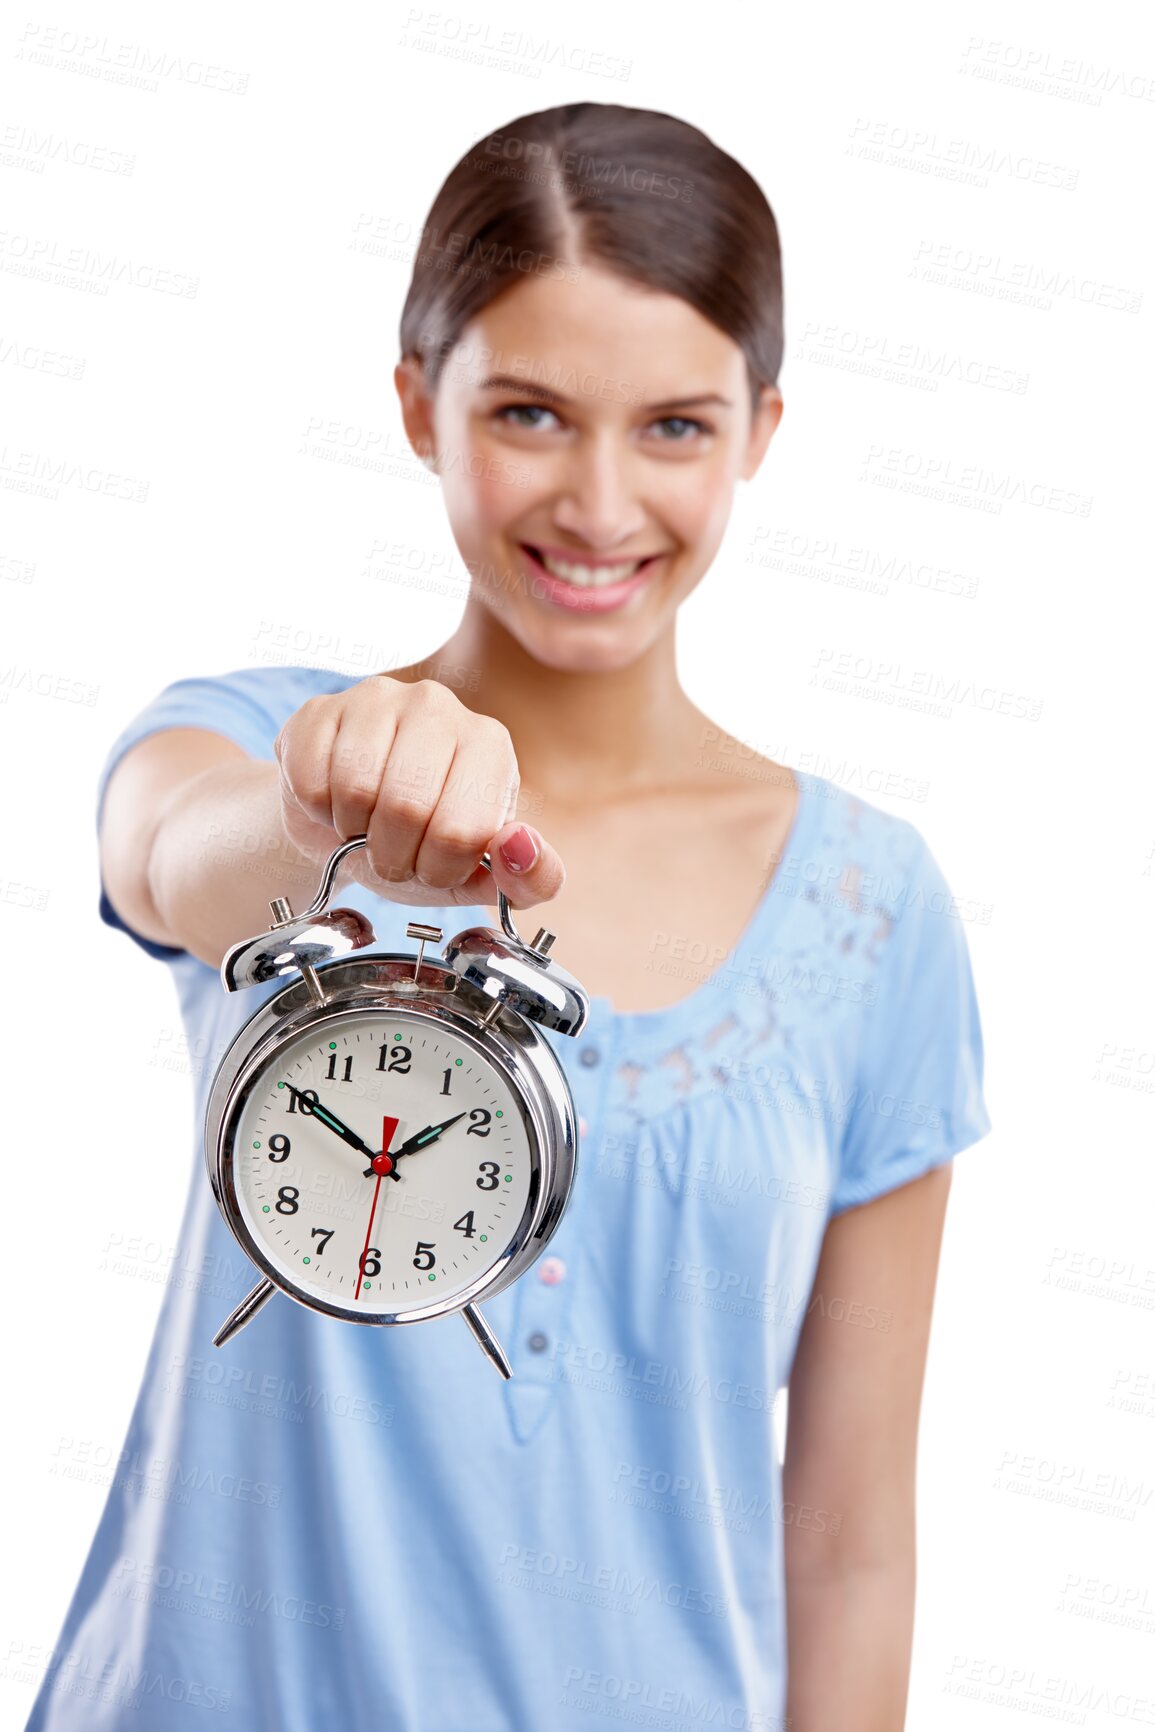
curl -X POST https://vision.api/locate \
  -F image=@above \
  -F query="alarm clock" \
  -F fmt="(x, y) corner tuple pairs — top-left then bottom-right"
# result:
(203, 833), (589, 1379)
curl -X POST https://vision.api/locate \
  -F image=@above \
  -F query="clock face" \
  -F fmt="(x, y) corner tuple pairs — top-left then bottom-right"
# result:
(225, 1009), (535, 1318)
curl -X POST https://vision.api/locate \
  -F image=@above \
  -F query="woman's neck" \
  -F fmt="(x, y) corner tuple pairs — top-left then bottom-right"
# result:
(388, 601), (704, 804)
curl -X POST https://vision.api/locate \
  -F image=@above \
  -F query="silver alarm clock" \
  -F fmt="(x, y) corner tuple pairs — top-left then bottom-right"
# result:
(203, 834), (589, 1379)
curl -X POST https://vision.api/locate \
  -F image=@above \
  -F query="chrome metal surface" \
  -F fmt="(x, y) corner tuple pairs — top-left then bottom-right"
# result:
(213, 1277), (276, 1347)
(441, 923), (589, 1036)
(220, 906), (376, 992)
(204, 954), (579, 1335)
(207, 835), (587, 1375)
(461, 1303), (513, 1379)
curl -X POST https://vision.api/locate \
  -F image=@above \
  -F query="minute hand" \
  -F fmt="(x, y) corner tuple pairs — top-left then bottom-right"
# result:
(284, 1083), (378, 1161)
(361, 1113), (467, 1177)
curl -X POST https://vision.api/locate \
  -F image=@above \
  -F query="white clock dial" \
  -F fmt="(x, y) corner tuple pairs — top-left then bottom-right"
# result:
(228, 1011), (534, 1316)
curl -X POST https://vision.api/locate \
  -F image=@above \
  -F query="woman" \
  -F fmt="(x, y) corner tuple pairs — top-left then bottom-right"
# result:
(29, 103), (990, 1730)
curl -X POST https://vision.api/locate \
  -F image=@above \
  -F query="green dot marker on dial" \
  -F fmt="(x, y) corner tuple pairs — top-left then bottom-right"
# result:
(329, 1041), (336, 1050)
(262, 1205), (270, 1213)
(480, 1234), (487, 1242)
(504, 1173), (512, 1182)
(303, 1256), (311, 1264)
(427, 1273), (436, 1281)
(455, 1057), (463, 1066)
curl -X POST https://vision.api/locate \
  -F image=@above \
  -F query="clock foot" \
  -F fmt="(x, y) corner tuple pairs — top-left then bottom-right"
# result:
(460, 1302), (513, 1379)
(213, 1278), (277, 1348)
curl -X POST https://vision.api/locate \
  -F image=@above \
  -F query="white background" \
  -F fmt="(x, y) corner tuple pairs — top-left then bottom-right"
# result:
(3, 0), (1154, 1725)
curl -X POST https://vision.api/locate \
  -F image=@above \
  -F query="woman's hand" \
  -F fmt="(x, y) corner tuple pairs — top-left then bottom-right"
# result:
(273, 674), (564, 909)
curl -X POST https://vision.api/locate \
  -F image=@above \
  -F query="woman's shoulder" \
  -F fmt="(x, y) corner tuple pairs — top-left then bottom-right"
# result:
(202, 661), (362, 709)
(710, 746), (935, 936)
(699, 724), (926, 867)
(790, 763), (968, 939)
(152, 661), (364, 743)
(690, 720), (936, 916)
(800, 763), (927, 860)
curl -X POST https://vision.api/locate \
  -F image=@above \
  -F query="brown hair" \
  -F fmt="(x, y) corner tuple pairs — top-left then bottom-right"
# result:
(399, 103), (784, 410)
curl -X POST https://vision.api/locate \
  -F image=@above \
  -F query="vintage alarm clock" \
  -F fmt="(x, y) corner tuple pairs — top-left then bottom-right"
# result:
(203, 833), (589, 1379)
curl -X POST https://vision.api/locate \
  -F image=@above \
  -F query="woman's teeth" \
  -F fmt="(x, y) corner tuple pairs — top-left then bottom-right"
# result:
(531, 548), (646, 588)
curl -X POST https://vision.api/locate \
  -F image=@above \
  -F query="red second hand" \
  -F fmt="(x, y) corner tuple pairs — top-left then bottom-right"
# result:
(355, 1115), (399, 1302)
(371, 1113), (399, 1179)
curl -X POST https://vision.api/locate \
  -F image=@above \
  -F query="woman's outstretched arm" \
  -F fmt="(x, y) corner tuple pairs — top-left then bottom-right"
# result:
(99, 677), (566, 972)
(100, 731), (334, 970)
(782, 1161), (954, 1731)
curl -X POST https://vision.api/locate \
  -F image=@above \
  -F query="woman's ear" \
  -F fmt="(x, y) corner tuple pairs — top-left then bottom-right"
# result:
(394, 355), (438, 468)
(740, 385), (784, 483)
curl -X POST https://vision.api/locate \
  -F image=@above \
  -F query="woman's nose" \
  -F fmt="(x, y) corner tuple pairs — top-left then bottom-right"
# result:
(549, 435), (647, 549)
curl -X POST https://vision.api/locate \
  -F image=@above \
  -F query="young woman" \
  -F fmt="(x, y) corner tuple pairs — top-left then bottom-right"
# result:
(29, 103), (990, 1731)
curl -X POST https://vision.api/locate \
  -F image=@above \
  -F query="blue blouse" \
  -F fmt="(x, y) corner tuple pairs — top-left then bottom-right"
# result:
(26, 663), (991, 1731)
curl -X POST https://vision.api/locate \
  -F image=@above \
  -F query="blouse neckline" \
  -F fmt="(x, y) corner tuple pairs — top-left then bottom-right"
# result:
(463, 766), (823, 1044)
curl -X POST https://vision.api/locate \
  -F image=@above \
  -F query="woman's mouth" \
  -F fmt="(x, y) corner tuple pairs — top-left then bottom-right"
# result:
(517, 544), (665, 613)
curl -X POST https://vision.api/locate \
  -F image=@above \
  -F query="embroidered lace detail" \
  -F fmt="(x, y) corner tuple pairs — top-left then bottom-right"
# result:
(338, 783), (922, 1135)
(594, 791), (920, 1129)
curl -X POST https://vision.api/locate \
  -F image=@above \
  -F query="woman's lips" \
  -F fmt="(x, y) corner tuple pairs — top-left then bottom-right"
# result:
(516, 544), (663, 613)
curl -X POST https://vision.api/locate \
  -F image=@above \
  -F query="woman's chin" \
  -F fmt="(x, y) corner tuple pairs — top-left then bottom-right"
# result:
(517, 603), (666, 672)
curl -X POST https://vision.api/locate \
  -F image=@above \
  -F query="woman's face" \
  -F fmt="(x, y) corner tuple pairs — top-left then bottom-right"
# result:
(396, 261), (782, 672)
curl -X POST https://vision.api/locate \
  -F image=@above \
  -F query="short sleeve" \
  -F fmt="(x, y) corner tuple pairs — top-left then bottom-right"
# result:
(95, 667), (294, 964)
(830, 827), (992, 1215)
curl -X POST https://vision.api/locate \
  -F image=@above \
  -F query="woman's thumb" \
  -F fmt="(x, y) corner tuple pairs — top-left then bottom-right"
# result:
(487, 822), (565, 906)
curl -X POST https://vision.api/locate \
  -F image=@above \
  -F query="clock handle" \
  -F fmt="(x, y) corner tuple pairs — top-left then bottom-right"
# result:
(300, 834), (518, 944)
(460, 1302), (513, 1379)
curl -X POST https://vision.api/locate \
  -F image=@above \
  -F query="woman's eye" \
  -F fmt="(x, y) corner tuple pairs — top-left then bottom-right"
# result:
(492, 404), (711, 443)
(650, 416), (708, 441)
(494, 403), (561, 431)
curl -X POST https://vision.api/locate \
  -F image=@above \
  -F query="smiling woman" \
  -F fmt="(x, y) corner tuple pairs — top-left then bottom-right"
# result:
(32, 102), (990, 1732)
(393, 102), (784, 664)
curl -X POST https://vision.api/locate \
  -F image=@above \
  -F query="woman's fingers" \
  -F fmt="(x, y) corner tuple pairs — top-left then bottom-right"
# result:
(274, 674), (565, 912)
(477, 819), (567, 910)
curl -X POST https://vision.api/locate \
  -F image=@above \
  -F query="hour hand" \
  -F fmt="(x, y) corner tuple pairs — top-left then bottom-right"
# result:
(362, 1113), (467, 1177)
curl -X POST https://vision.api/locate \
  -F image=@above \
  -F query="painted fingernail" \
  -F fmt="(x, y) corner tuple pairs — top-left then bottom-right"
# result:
(499, 826), (539, 873)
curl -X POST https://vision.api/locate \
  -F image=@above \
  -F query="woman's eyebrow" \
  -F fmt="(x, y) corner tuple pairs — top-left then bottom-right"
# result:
(478, 372), (732, 412)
